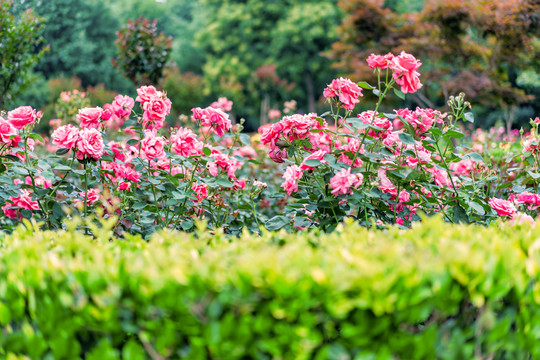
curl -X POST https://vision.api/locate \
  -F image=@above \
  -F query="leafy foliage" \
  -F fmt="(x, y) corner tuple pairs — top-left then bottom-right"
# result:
(0, 216), (539, 358)
(0, 0), (48, 108)
(112, 17), (173, 87)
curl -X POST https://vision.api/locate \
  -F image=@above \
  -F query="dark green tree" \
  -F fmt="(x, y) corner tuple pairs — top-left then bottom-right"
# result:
(0, 0), (48, 108)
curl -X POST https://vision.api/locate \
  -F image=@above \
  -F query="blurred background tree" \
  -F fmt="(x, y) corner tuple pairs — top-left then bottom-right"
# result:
(5, 0), (539, 131)
(0, 0), (48, 108)
(112, 17), (173, 86)
(329, 0), (540, 129)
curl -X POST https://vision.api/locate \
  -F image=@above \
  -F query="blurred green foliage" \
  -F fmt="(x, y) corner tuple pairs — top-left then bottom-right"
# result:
(0, 0), (48, 108)
(1, 215), (540, 358)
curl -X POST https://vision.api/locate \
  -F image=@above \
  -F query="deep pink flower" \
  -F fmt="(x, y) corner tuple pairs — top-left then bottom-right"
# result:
(77, 107), (103, 129)
(76, 128), (104, 160)
(366, 53), (394, 69)
(0, 117), (18, 145)
(52, 124), (79, 149)
(389, 51), (423, 94)
(488, 197), (517, 217)
(112, 94), (135, 119)
(192, 183), (208, 202)
(8, 106), (40, 129)
(323, 77), (363, 110)
(75, 189), (100, 206)
(300, 150), (328, 171)
(191, 106), (232, 137)
(142, 96), (171, 130)
(2, 190), (39, 219)
(330, 168), (363, 196)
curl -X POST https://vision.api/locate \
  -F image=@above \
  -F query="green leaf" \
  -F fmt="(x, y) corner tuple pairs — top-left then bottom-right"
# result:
(445, 130), (465, 139)
(202, 147), (212, 156)
(393, 88), (405, 100)
(56, 148), (70, 156)
(55, 165), (72, 172)
(28, 133), (44, 143)
(468, 201), (485, 216)
(398, 132), (416, 145)
(304, 159), (321, 168)
(468, 153), (484, 163)
(132, 202), (146, 210)
(357, 81), (374, 90)
(453, 205), (469, 224)
(216, 178), (233, 188)
(265, 215), (290, 231)
(372, 89), (380, 96)
(464, 112), (474, 123)
(527, 171), (540, 179)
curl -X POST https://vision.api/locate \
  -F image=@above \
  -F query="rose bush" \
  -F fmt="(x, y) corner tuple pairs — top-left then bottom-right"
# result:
(0, 51), (538, 236)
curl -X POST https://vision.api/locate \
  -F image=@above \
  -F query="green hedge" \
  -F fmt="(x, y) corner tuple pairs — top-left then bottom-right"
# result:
(1, 217), (539, 359)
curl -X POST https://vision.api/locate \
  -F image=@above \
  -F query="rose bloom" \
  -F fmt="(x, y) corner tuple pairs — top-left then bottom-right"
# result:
(170, 127), (202, 157)
(366, 53), (394, 69)
(140, 131), (167, 161)
(330, 168), (363, 196)
(25, 176), (52, 189)
(389, 51), (423, 94)
(118, 181), (131, 191)
(135, 85), (163, 105)
(77, 107), (103, 129)
(112, 94), (135, 119)
(192, 182), (208, 202)
(323, 77), (363, 110)
(2, 190), (39, 219)
(142, 96), (171, 130)
(51, 124), (80, 149)
(0, 116), (18, 145)
(281, 165), (303, 195)
(8, 106), (40, 129)
(210, 97), (233, 112)
(191, 106), (232, 137)
(488, 197), (517, 217)
(76, 128), (104, 160)
(76, 189), (100, 206)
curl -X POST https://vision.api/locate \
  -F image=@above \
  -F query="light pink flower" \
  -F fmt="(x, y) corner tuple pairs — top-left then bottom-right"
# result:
(330, 168), (363, 196)
(135, 85), (163, 105)
(140, 131), (166, 161)
(77, 107), (103, 129)
(170, 127), (202, 157)
(2, 190), (39, 219)
(489, 197), (517, 217)
(76, 128), (104, 160)
(210, 97), (233, 112)
(75, 189), (100, 206)
(323, 77), (363, 110)
(268, 109), (282, 120)
(52, 124), (80, 149)
(281, 165), (303, 195)
(8, 106), (40, 129)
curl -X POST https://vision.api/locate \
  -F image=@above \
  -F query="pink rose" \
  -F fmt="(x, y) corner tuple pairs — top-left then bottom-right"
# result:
(77, 107), (103, 129)
(140, 131), (166, 161)
(323, 77), (363, 110)
(135, 85), (163, 105)
(51, 124), (80, 149)
(142, 96), (171, 130)
(75, 189), (100, 206)
(118, 181), (131, 191)
(366, 53), (394, 69)
(192, 182), (208, 202)
(488, 197), (517, 217)
(210, 97), (233, 112)
(281, 165), (303, 195)
(76, 128), (104, 160)
(8, 106), (40, 129)
(112, 94), (135, 119)
(330, 168), (363, 196)
(0, 117), (18, 145)
(389, 51), (423, 94)
(191, 106), (232, 137)
(170, 127), (202, 157)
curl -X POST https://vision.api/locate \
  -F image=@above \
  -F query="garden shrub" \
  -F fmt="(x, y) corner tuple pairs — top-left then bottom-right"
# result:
(0, 216), (539, 359)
